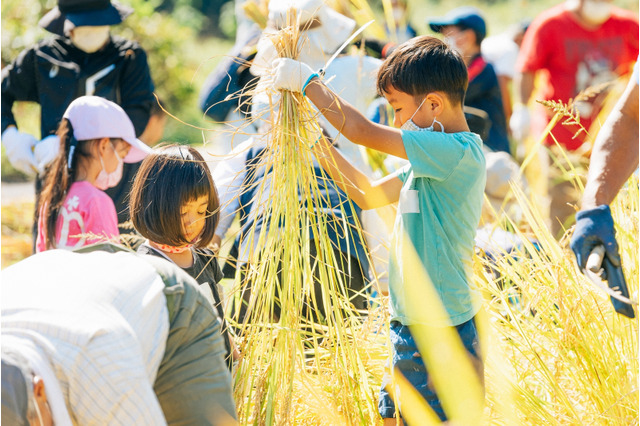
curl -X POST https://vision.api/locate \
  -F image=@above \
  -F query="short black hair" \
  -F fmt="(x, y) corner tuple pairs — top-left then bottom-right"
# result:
(130, 144), (219, 247)
(376, 36), (468, 106)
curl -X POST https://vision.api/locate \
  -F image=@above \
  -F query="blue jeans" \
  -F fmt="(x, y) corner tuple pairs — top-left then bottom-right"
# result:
(378, 317), (482, 423)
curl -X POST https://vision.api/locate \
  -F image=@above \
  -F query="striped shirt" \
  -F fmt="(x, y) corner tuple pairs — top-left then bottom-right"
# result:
(1, 249), (170, 425)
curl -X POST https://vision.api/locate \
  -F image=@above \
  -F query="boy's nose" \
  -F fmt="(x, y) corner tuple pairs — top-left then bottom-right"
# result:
(393, 114), (402, 128)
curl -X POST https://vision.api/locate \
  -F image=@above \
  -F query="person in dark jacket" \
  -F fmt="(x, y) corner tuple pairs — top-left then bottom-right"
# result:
(428, 7), (511, 155)
(1, 0), (156, 241)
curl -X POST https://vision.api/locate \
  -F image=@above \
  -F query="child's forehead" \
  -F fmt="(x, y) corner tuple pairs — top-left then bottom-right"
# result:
(182, 194), (209, 207)
(383, 86), (417, 104)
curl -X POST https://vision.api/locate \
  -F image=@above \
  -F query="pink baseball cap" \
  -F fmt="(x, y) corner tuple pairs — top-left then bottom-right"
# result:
(63, 95), (151, 163)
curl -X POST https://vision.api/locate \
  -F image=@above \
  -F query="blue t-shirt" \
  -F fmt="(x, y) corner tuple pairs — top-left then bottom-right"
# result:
(388, 130), (486, 326)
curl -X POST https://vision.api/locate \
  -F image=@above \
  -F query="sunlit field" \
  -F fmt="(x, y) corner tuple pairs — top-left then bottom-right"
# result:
(1, 0), (638, 424)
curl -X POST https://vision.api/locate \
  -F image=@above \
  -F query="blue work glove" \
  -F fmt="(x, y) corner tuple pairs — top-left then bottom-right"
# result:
(571, 205), (634, 317)
(570, 205), (621, 273)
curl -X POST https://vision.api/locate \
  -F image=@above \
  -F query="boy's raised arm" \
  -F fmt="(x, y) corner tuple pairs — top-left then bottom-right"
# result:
(311, 135), (402, 210)
(272, 58), (407, 159)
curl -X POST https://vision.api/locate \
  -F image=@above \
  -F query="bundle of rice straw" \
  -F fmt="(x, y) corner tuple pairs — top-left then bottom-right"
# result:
(231, 9), (385, 425)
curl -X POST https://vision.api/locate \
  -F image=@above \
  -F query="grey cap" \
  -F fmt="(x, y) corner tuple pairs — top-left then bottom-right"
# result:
(1, 352), (31, 426)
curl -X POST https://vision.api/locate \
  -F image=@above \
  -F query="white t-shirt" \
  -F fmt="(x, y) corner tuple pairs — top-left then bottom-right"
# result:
(481, 35), (520, 79)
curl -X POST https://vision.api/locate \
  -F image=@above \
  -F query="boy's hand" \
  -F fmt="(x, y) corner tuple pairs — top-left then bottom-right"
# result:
(271, 58), (316, 93)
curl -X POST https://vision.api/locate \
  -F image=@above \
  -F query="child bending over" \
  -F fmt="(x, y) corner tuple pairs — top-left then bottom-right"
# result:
(271, 36), (486, 423)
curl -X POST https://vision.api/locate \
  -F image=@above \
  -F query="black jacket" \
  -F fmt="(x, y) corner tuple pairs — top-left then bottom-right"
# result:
(465, 54), (510, 154)
(2, 35), (155, 228)
(1, 34), (155, 137)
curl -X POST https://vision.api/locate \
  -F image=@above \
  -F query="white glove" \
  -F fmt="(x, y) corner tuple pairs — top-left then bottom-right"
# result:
(1, 127), (37, 176)
(509, 103), (531, 142)
(271, 58), (316, 93)
(34, 135), (60, 174)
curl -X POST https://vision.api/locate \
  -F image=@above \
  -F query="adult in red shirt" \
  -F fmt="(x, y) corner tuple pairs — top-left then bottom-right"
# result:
(511, 0), (638, 237)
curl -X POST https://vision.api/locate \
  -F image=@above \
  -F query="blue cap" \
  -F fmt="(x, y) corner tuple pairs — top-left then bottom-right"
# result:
(39, 0), (132, 36)
(428, 7), (487, 41)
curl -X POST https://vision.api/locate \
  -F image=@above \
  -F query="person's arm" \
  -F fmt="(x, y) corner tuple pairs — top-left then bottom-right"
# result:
(581, 77), (639, 209)
(211, 142), (251, 240)
(311, 135), (402, 210)
(512, 70), (535, 106)
(1, 48), (39, 133)
(118, 42), (155, 136)
(305, 79), (407, 159)
(272, 58), (407, 159)
(1, 49), (40, 175)
(497, 75), (513, 121)
(570, 74), (639, 272)
(509, 70), (535, 143)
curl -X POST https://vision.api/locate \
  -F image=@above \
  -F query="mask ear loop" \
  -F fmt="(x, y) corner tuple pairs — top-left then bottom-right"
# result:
(32, 391), (44, 426)
(431, 117), (444, 132)
(409, 97), (428, 122)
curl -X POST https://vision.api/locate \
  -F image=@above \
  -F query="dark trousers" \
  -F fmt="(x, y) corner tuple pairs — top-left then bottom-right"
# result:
(232, 242), (367, 325)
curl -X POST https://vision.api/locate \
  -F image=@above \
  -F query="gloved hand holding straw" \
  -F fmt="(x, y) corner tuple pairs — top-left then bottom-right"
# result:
(571, 205), (635, 318)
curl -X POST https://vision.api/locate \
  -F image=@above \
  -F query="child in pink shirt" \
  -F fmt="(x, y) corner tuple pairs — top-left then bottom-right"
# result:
(36, 96), (151, 251)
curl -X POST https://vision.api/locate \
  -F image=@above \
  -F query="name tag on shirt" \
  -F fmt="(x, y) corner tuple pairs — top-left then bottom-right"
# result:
(399, 189), (420, 214)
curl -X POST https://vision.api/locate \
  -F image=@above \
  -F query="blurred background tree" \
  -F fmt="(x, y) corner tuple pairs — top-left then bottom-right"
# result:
(1, 0), (234, 182)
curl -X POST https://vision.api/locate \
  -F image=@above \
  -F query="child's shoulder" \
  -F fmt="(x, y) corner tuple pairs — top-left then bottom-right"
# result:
(67, 182), (115, 206)
(68, 181), (100, 196)
(193, 247), (217, 257)
(446, 130), (483, 144)
(403, 129), (482, 151)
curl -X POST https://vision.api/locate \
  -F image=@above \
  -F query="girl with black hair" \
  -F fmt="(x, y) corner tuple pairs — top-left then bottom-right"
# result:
(129, 144), (237, 368)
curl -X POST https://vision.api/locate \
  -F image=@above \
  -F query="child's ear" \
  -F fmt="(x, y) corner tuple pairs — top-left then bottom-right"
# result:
(426, 93), (445, 116)
(96, 137), (111, 155)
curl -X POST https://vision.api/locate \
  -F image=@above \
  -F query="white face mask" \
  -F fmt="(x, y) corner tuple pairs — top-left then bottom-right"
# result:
(70, 26), (110, 53)
(400, 98), (445, 132)
(581, 0), (612, 24)
(95, 143), (123, 190)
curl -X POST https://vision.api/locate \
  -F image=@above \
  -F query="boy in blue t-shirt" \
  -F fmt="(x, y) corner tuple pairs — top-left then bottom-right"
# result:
(271, 36), (486, 423)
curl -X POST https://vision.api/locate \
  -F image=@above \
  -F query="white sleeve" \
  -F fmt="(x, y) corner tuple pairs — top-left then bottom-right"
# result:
(212, 142), (251, 238)
(360, 56), (383, 106)
(481, 37), (519, 79)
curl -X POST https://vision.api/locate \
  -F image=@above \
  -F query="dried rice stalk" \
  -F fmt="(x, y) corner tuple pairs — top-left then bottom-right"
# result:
(230, 9), (382, 424)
